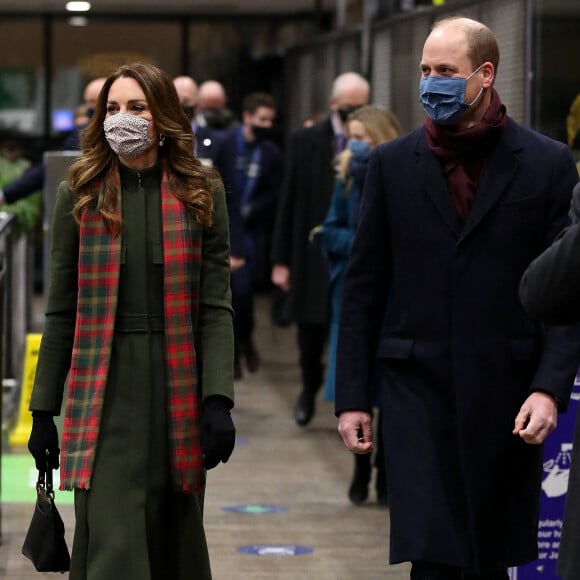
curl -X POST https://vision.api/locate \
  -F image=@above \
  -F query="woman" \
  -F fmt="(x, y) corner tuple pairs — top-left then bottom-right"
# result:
(319, 104), (401, 505)
(27, 63), (235, 580)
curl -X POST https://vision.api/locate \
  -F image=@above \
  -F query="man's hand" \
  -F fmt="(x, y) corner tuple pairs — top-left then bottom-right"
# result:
(230, 256), (246, 272)
(338, 411), (373, 454)
(513, 391), (558, 445)
(271, 264), (290, 291)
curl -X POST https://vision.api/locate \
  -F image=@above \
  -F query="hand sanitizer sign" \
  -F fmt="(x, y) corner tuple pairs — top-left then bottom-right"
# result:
(509, 384), (580, 579)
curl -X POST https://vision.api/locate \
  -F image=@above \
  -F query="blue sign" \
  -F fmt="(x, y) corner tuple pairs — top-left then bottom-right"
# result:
(509, 382), (580, 579)
(223, 504), (288, 514)
(237, 544), (313, 557)
(235, 437), (250, 446)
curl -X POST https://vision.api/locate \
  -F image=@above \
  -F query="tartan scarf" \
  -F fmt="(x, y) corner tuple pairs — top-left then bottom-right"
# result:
(61, 164), (203, 493)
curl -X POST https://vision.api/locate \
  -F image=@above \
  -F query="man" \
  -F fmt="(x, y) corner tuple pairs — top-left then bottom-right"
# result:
(173, 74), (198, 121)
(173, 75), (246, 270)
(0, 77), (106, 205)
(336, 17), (580, 579)
(271, 71), (370, 426)
(196, 80), (237, 130)
(227, 92), (282, 378)
(518, 181), (580, 580)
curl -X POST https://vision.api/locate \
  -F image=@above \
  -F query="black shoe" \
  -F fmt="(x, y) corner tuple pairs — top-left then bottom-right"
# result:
(294, 390), (315, 426)
(348, 453), (371, 505)
(243, 338), (260, 373)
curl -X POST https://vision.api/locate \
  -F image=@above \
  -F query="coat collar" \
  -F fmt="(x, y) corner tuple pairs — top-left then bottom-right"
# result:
(415, 118), (523, 242)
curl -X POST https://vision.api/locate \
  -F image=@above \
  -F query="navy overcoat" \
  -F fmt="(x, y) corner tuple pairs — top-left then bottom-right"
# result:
(335, 117), (580, 570)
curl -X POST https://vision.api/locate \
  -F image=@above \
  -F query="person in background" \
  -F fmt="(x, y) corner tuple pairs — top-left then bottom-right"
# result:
(271, 71), (370, 427)
(0, 77), (106, 206)
(335, 17), (580, 579)
(27, 62), (235, 580)
(228, 92), (283, 379)
(173, 75), (246, 272)
(318, 104), (401, 505)
(0, 130), (43, 235)
(196, 80), (237, 131)
(518, 180), (580, 580)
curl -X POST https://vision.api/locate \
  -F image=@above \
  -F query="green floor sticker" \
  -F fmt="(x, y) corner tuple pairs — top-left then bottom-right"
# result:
(1, 454), (74, 504)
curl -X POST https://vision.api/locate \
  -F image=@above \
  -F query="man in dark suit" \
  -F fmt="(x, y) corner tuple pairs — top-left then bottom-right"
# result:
(225, 92), (283, 379)
(519, 181), (580, 580)
(271, 71), (370, 426)
(336, 17), (580, 579)
(173, 75), (246, 267)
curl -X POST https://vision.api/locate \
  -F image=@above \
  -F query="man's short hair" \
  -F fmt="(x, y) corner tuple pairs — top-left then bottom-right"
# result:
(433, 17), (500, 76)
(242, 92), (276, 115)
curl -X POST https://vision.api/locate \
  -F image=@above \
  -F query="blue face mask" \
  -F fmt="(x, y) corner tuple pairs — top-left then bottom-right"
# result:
(419, 64), (484, 125)
(348, 138), (371, 159)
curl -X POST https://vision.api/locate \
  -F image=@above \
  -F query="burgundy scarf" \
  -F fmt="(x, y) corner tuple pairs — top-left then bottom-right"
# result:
(425, 89), (507, 222)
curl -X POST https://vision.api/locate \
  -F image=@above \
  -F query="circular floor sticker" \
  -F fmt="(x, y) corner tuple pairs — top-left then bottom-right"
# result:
(237, 544), (314, 556)
(223, 504), (288, 514)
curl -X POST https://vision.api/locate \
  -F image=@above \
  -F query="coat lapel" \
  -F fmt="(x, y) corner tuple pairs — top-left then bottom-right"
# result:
(416, 136), (462, 237)
(459, 123), (521, 242)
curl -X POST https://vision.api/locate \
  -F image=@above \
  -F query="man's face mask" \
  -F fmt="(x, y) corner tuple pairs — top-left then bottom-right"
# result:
(337, 105), (361, 124)
(203, 109), (230, 129)
(182, 105), (195, 121)
(419, 64), (484, 125)
(103, 112), (154, 158)
(252, 125), (272, 141)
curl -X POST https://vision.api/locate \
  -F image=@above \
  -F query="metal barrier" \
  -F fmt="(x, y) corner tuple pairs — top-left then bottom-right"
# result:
(0, 210), (15, 543)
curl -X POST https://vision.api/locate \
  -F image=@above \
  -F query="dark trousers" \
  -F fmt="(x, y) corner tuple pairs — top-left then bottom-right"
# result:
(411, 561), (509, 580)
(297, 322), (327, 395)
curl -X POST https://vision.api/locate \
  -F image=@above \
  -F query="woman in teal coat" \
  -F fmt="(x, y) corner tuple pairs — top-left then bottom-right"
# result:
(319, 105), (401, 505)
(27, 63), (235, 580)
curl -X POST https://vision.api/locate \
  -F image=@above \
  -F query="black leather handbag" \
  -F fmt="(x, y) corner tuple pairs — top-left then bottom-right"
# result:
(22, 463), (71, 573)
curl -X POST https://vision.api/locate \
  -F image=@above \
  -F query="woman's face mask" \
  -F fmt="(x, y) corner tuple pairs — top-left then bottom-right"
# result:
(103, 112), (154, 158)
(347, 138), (371, 158)
(419, 64), (484, 125)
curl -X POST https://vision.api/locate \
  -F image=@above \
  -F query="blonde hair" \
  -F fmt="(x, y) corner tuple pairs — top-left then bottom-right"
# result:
(337, 104), (402, 181)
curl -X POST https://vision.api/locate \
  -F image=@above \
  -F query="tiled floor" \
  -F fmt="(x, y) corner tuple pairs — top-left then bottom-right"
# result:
(0, 295), (410, 579)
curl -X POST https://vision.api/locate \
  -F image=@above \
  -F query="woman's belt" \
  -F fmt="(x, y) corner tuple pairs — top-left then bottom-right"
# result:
(115, 314), (165, 333)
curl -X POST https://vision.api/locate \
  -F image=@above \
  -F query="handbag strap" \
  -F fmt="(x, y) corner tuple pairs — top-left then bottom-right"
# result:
(37, 456), (54, 497)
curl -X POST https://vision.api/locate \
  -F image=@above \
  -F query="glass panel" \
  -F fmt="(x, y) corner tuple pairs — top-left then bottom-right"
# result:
(50, 18), (182, 137)
(533, 0), (580, 158)
(0, 19), (44, 136)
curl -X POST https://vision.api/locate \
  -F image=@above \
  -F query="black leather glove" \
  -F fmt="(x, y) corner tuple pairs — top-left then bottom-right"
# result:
(201, 395), (235, 469)
(28, 411), (60, 471)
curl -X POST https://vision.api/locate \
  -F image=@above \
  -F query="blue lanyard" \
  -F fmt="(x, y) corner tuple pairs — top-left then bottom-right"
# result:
(235, 126), (262, 205)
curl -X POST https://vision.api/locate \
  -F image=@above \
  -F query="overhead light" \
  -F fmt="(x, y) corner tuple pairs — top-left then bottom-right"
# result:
(69, 16), (89, 26)
(66, 1), (91, 11)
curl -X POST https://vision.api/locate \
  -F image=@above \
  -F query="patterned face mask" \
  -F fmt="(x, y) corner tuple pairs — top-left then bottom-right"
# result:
(103, 112), (154, 158)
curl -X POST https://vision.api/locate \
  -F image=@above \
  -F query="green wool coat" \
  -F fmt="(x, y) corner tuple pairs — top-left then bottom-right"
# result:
(30, 163), (234, 580)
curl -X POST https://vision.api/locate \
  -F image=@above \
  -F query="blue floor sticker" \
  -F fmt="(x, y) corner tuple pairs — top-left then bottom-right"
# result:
(223, 504), (288, 514)
(237, 544), (313, 556)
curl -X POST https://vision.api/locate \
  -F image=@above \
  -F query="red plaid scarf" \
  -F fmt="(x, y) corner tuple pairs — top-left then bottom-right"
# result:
(61, 165), (203, 493)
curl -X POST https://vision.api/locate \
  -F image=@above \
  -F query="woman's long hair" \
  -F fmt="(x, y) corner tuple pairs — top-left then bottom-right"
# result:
(68, 62), (215, 234)
(337, 104), (403, 182)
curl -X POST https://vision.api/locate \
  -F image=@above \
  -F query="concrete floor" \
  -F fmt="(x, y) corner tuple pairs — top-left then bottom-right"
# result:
(0, 295), (411, 579)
